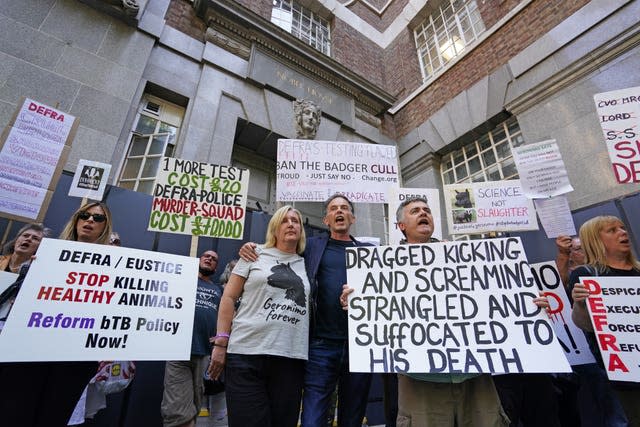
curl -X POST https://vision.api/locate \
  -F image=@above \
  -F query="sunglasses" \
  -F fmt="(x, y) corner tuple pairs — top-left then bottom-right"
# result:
(78, 211), (107, 223)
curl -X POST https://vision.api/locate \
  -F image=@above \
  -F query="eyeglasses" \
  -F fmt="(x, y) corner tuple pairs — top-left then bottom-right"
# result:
(78, 212), (107, 223)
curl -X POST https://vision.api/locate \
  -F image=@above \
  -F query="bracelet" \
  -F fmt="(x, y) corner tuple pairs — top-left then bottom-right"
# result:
(213, 343), (227, 348)
(215, 332), (230, 339)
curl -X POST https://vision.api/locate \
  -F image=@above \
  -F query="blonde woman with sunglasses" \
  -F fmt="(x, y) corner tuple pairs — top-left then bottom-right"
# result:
(0, 201), (115, 427)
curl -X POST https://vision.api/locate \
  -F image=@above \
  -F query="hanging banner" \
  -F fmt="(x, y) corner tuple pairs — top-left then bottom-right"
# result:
(276, 139), (398, 203)
(529, 261), (595, 366)
(511, 140), (573, 198)
(387, 187), (442, 245)
(593, 86), (640, 183)
(0, 98), (78, 221)
(443, 181), (538, 235)
(68, 159), (112, 200)
(345, 238), (571, 373)
(583, 276), (640, 382)
(0, 239), (199, 361)
(149, 157), (250, 239)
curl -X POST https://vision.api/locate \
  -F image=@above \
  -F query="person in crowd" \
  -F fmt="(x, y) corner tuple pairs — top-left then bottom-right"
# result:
(109, 231), (121, 246)
(209, 205), (310, 427)
(219, 259), (238, 288)
(556, 235), (585, 288)
(0, 223), (49, 273)
(570, 215), (639, 426)
(341, 196), (508, 427)
(0, 202), (113, 427)
(238, 194), (374, 427)
(162, 250), (222, 427)
(0, 223), (50, 330)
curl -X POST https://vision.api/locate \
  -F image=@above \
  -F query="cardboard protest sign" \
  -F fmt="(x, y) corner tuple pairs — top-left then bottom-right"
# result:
(68, 159), (112, 200)
(150, 157), (250, 239)
(593, 86), (640, 183)
(0, 239), (199, 361)
(512, 140), (573, 198)
(388, 188), (442, 244)
(0, 98), (78, 221)
(443, 181), (538, 235)
(529, 262), (594, 365)
(346, 238), (571, 373)
(583, 276), (640, 382)
(276, 139), (398, 203)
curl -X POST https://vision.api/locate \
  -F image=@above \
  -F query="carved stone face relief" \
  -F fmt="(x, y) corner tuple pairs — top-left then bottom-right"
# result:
(293, 99), (321, 139)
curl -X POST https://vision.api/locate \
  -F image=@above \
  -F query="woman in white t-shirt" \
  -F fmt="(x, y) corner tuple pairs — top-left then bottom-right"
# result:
(209, 205), (311, 427)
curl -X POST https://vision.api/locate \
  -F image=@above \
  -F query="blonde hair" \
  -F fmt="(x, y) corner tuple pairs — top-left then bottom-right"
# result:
(579, 215), (640, 271)
(264, 205), (306, 254)
(59, 202), (113, 245)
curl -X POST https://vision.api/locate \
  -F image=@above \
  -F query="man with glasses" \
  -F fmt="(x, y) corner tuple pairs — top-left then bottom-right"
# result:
(161, 250), (222, 427)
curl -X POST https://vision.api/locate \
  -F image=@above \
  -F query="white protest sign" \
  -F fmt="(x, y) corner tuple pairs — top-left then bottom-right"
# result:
(346, 238), (571, 374)
(0, 239), (199, 361)
(276, 139), (398, 203)
(388, 188), (442, 245)
(512, 140), (573, 198)
(0, 98), (77, 221)
(583, 276), (640, 382)
(68, 159), (112, 200)
(150, 157), (250, 239)
(593, 86), (640, 184)
(529, 262), (594, 365)
(533, 195), (576, 238)
(443, 181), (538, 235)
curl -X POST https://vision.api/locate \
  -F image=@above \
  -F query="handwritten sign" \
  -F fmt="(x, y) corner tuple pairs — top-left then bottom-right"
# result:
(0, 98), (78, 221)
(533, 196), (576, 238)
(276, 139), (398, 203)
(583, 276), (640, 382)
(593, 86), (640, 183)
(443, 181), (538, 235)
(346, 238), (571, 373)
(529, 262), (594, 365)
(150, 157), (250, 239)
(0, 239), (199, 361)
(387, 187), (442, 244)
(512, 140), (573, 198)
(68, 159), (112, 200)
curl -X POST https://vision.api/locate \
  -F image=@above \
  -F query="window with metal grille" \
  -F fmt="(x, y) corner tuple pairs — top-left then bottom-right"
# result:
(414, 0), (485, 81)
(272, 0), (331, 55)
(440, 116), (525, 239)
(118, 95), (184, 194)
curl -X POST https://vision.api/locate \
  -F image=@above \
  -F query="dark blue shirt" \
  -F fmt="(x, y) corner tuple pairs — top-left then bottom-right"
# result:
(314, 238), (355, 339)
(191, 277), (223, 356)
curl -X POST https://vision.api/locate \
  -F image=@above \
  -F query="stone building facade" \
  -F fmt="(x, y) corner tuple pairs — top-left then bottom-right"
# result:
(1, 0), (639, 241)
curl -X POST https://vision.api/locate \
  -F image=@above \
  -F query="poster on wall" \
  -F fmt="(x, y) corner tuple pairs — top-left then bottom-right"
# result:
(345, 238), (572, 373)
(387, 187), (442, 245)
(0, 98), (78, 221)
(149, 157), (250, 239)
(443, 181), (538, 235)
(511, 140), (573, 198)
(529, 261), (595, 366)
(0, 239), (199, 361)
(584, 276), (640, 382)
(276, 139), (399, 203)
(593, 86), (640, 184)
(68, 159), (112, 200)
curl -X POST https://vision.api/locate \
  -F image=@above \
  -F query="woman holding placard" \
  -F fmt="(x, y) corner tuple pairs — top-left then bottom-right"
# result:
(570, 215), (640, 426)
(0, 202), (114, 427)
(208, 205), (310, 427)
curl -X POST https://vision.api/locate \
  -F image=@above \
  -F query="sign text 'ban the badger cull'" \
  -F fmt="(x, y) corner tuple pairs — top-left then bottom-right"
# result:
(584, 276), (640, 382)
(0, 239), (199, 362)
(276, 139), (398, 203)
(150, 157), (250, 239)
(345, 238), (571, 374)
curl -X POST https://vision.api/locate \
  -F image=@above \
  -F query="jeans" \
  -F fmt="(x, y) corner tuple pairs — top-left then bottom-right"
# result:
(301, 338), (372, 427)
(574, 363), (628, 427)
